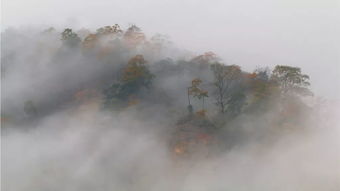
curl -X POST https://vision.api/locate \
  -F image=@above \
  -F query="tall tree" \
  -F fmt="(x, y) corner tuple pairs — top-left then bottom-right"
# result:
(271, 65), (311, 96)
(103, 55), (154, 106)
(248, 67), (275, 104)
(189, 78), (209, 113)
(210, 63), (243, 113)
(121, 55), (154, 87)
(123, 25), (146, 47)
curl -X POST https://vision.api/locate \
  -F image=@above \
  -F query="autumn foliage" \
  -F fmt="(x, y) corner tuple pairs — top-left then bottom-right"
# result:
(3, 25), (313, 157)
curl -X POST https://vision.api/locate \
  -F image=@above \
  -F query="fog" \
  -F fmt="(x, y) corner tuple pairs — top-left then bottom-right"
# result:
(3, 0), (340, 98)
(2, 1), (340, 190)
(3, 102), (340, 191)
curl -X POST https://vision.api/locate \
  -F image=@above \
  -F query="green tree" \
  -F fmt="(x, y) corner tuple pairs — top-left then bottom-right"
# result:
(121, 55), (154, 87)
(104, 55), (154, 106)
(61, 28), (81, 47)
(248, 67), (276, 107)
(271, 65), (311, 96)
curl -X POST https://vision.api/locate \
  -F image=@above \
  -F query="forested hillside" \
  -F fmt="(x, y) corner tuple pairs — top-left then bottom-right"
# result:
(2, 25), (338, 191)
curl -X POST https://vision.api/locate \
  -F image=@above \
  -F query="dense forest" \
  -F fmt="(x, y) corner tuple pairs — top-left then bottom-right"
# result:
(3, 24), (338, 191)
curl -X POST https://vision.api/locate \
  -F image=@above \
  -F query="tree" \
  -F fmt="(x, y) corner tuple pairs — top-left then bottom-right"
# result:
(188, 78), (209, 114)
(42, 27), (56, 34)
(191, 52), (218, 64)
(61, 28), (81, 47)
(123, 25), (145, 47)
(210, 63), (243, 113)
(225, 87), (246, 116)
(96, 24), (123, 36)
(121, 55), (154, 87)
(254, 67), (270, 81)
(146, 34), (172, 56)
(271, 65), (311, 96)
(248, 67), (275, 105)
(82, 34), (98, 49)
(103, 55), (154, 106)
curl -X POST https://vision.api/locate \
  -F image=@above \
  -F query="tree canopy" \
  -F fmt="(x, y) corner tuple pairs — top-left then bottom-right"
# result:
(271, 65), (311, 96)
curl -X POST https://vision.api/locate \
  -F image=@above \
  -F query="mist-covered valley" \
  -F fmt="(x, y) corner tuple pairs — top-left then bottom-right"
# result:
(1, 25), (340, 191)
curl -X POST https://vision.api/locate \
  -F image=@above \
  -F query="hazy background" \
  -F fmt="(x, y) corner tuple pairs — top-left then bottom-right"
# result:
(2, 0), (340, 99)
(2, 1), (340, 190)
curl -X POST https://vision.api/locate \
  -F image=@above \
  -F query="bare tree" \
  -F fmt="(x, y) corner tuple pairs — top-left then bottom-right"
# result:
(210, 63), (242, 113)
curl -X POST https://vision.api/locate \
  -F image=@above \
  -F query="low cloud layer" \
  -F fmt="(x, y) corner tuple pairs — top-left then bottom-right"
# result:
(3, 100), (339, 191)
(2, 25), (340, 191)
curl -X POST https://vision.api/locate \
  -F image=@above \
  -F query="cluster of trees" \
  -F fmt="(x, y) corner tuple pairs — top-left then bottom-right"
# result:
(54, 25), (313, 145)
(59, 24), (149, 51)
(89, 38), (311, 155)
(2, 24), (313, 155)
(55, 25), (312, 132)
(61, 28), (81, 47)
(103, 55), (154, 107)
(170, 57), (312, 154)
(182, 61), (311, 118)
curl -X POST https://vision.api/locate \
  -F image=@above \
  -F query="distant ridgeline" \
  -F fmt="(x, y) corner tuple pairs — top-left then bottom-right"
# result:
(3, 25), (313, 155)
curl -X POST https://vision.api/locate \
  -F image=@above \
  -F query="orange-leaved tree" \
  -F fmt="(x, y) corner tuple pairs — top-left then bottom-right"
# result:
(103, 55), (154, 107)
(188, 78), (209, 115)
